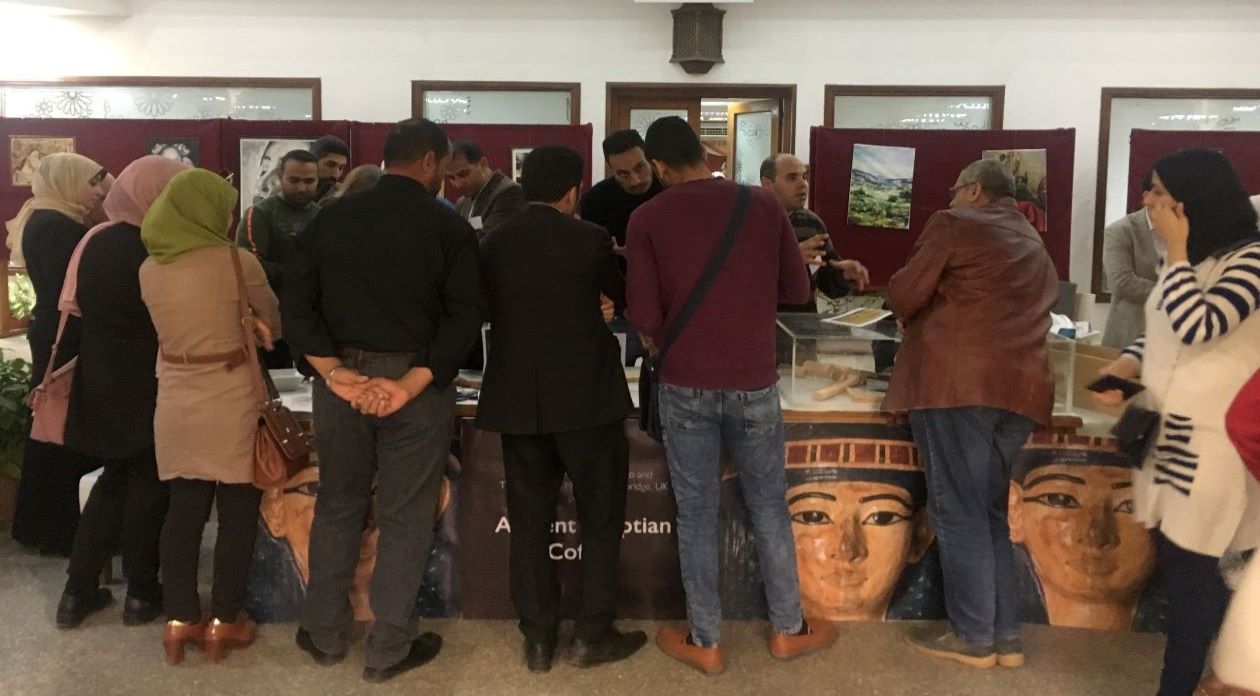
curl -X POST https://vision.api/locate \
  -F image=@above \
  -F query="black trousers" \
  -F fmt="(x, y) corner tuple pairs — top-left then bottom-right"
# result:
(11, 439), (102, 556)
(1156, 531), (1233, 696)
(65, 451), (169, 600)
(159, 479), (261, 623)
(502, 420), (630, 645)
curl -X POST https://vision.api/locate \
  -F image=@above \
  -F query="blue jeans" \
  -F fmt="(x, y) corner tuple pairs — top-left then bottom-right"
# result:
(659, 382), (802, 647)
(909, 407), (1035, 648)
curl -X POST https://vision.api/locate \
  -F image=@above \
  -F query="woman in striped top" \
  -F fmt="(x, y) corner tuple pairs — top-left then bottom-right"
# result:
(1095, 149), (1260, 696)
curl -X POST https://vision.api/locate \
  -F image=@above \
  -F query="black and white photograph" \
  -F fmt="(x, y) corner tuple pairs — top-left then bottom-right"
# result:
(238, 138), (313, 212)
(511, 147), (532, 181)
(145, 137), (200, 166)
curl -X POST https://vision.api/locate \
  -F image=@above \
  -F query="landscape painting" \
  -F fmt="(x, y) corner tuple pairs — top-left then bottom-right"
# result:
(847, 144), (914, 229)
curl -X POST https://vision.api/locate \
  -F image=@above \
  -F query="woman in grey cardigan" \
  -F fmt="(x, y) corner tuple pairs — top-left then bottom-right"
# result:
(1101, 173), (1161, 348)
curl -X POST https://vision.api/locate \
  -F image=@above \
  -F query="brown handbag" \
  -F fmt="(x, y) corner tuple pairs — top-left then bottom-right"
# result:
(230, 247), (311, 489)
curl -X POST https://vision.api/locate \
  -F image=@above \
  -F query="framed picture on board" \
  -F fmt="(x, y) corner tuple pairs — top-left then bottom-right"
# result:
(9, 136), (76, 186)
(146, 137), (200, 166)
(511, 148), (532, 182)
(239, 138), (313, 212)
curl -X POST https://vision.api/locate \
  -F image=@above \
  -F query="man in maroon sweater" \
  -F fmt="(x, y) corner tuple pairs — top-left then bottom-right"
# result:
(625, 117), (836, 676)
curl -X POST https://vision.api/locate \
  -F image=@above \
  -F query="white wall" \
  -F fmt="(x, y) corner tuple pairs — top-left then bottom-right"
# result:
(4, 0), (1260, 290)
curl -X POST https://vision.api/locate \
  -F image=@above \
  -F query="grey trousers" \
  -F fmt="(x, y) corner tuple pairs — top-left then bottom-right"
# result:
(300, 353), (454, 669)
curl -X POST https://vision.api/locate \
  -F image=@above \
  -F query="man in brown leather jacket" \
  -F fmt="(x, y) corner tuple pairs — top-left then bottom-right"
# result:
(884, 158), (1058, 670)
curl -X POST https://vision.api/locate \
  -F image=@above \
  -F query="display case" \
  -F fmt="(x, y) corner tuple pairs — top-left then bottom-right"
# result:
(776, 313), (900, 412)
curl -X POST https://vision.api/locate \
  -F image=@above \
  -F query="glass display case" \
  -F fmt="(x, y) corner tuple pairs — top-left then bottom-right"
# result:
(776, 313), (900, 411)
(777, 313), (1093, 415)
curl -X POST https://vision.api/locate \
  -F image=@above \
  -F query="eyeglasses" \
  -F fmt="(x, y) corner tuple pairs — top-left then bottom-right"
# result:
(948, 181), (977, 197)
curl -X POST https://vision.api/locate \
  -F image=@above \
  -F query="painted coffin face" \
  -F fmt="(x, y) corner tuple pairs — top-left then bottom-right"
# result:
(1010, 436), (1156, 631)
(785, 438), (931, 621)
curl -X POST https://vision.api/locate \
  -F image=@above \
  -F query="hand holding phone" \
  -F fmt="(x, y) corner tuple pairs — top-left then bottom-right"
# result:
(1087, 374), (1146, 401)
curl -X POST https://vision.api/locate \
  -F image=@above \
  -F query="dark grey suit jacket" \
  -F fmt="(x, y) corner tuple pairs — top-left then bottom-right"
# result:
(454, 170), (526, 239)
(476, 205), (630, 434)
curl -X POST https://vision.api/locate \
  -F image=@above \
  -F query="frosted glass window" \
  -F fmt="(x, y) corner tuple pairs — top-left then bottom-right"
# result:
(423, 90), (571, 125)
(733, 111), (772, 185)
(1103, 97), (1260, 235)
(832, 95), (993, 130)
(630, 109), (689, 139)
(0, 85), (314, 120)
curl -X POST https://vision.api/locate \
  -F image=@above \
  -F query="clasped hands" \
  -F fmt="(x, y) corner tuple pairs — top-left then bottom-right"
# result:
(325, 365), (433, 417)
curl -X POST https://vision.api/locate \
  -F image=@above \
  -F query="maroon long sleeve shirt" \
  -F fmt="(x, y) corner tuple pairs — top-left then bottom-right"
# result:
(625, 178), (810, 390)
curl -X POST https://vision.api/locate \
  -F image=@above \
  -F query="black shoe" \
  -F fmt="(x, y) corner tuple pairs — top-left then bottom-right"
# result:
(296, 627), (347, 666)
(55, 587), (114, 629)
(362, 633), (442, 683)
(122, 595), (163, 626)
(524, 638), (555, 673)
(568, 628), (648, 668)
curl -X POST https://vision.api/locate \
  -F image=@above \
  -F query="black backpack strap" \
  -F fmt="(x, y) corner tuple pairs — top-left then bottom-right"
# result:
(656, 185), (752, 365)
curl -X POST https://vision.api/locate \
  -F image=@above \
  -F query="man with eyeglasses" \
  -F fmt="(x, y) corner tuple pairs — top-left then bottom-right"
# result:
(580, 129), (665, 264)
(884, 158), (1059, 670)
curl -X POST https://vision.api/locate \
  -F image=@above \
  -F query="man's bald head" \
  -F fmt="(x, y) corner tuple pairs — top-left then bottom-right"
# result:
(761, 153), (809, 211)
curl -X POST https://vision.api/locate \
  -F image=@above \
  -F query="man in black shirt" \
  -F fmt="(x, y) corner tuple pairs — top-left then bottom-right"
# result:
(479, 146), (646, 673)
(761, 153), (868, 312)
(580, 129), (664, 254)
(285, 118), (481, 684)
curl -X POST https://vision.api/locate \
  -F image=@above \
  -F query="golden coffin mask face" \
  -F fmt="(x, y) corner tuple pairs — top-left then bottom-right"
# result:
(1009, 435), (1156, 631)
(784, 438), (932, 622)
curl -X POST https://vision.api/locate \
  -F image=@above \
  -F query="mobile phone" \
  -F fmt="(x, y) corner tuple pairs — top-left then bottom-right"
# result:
(1086, 374), (1146, 400)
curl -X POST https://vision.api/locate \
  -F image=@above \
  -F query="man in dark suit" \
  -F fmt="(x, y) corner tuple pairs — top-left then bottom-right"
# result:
(448, 140), (526, 240)
(477, 145), (646, 673)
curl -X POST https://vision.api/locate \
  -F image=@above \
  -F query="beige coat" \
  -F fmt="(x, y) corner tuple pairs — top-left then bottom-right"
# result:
(139, 246), (280, 484)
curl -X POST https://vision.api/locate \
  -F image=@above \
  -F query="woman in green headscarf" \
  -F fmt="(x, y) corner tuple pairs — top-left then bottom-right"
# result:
(138, 168), (281, 665)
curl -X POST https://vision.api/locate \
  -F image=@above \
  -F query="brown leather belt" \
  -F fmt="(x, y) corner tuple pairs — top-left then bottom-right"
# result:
(161, 347), (248, 370)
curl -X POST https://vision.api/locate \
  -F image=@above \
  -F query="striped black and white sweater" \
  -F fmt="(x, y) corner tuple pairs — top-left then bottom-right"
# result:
(1122, 241), (1260, 556)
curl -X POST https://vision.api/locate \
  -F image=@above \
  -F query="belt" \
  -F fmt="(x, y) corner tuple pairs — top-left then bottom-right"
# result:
(161, 347), (248, 370)
(339, 348), (416, 361)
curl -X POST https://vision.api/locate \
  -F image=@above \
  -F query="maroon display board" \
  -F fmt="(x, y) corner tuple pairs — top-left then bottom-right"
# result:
(1, 117), (591, 258)
(1128, 129), (1260, 211)
(808, 127), (1075, 286)
(1, 117), (223, 253)
(352, 122), (594, 203)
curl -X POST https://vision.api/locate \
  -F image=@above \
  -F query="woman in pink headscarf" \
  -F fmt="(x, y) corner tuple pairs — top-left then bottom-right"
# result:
(54, 155), (190, 629)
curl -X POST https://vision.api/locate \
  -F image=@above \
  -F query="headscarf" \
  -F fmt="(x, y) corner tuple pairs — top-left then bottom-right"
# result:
(59, 155), (191, 315)
(5, 152), (105, 265)
(141, 168), (238, 265)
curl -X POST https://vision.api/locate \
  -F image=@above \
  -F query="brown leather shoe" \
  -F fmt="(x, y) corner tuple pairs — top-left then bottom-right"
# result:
(163, 616), (209, 666)
(203, 614), (257, 663)
(655, 626), (725, 676)
(768, 618), (838, 661)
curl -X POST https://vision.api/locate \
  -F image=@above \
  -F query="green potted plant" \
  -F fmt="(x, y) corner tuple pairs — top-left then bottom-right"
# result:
(0, 349), (31, 521)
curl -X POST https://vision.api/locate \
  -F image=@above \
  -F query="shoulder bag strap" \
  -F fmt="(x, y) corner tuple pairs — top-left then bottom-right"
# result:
(245, 207), (260, 256)
(656, 185), (752, 365)
(229, 247), (274, 406)
(39, 311), (71, 387)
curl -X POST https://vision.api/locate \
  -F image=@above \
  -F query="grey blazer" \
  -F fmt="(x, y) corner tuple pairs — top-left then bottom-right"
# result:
(454, 170), (526, 240)
(1101, 209), (1160, 348)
